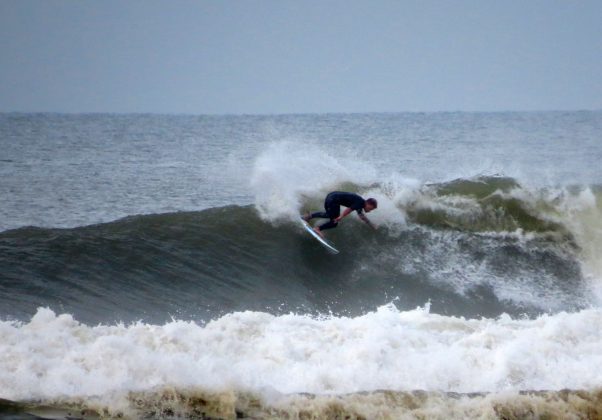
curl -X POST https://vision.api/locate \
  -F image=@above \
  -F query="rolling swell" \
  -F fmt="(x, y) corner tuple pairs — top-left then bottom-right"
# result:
(0, 177), (591, 324)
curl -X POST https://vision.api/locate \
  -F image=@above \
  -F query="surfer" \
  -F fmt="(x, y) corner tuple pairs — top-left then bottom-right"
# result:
(302, 191), (377, 238)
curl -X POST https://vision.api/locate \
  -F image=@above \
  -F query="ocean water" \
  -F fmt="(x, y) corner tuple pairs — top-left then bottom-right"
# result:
(1, 111), (601, 418)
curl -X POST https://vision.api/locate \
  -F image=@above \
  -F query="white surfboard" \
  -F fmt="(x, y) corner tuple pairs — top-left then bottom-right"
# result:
(300, 218), (339, 254)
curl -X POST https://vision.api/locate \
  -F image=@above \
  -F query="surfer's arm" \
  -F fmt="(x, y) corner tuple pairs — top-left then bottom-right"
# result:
(358, 213), (377, 230)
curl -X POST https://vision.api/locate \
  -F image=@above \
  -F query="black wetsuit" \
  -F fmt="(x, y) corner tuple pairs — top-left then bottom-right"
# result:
(309, 191), (366, 230)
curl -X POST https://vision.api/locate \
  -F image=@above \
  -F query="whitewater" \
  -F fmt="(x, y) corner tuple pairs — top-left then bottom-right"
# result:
(1, 112), (601, 418)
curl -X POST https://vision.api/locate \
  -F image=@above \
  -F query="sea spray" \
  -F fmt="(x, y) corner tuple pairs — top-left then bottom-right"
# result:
(250, 142), (378, 223)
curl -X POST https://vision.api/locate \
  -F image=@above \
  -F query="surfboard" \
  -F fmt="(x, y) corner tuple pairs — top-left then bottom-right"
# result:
(300, 218), (339, 254)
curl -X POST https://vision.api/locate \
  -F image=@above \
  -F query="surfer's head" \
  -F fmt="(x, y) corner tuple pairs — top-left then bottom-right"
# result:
(365, 198), (378, 212)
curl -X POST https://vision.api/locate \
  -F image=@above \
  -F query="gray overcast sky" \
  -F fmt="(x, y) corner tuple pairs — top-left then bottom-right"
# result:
(1, 0), (601, 114)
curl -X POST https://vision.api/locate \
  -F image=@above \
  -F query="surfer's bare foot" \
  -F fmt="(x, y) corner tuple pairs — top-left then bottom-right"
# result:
(313, 226), (324, 238)
(302, 213), (311, 222)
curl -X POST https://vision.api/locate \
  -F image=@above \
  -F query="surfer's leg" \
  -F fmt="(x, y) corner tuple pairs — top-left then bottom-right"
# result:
(309, 211), (329, 219)
(316, 197), (341, 230)
(309, 197), (339, 220)
(318, 220), (338, 230)
(324, 198), (340, 219)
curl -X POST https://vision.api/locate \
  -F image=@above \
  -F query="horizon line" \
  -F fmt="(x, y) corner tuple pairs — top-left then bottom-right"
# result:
(1, 108), (601, 117)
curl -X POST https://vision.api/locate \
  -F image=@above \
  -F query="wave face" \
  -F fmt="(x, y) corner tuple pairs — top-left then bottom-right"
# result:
(1, 176), (599, 324)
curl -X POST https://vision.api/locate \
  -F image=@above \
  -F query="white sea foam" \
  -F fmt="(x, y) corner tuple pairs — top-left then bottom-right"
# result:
(556, 188), (602, 302)
(495, 185), (602, 303)
(1, 305), (601, 406)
